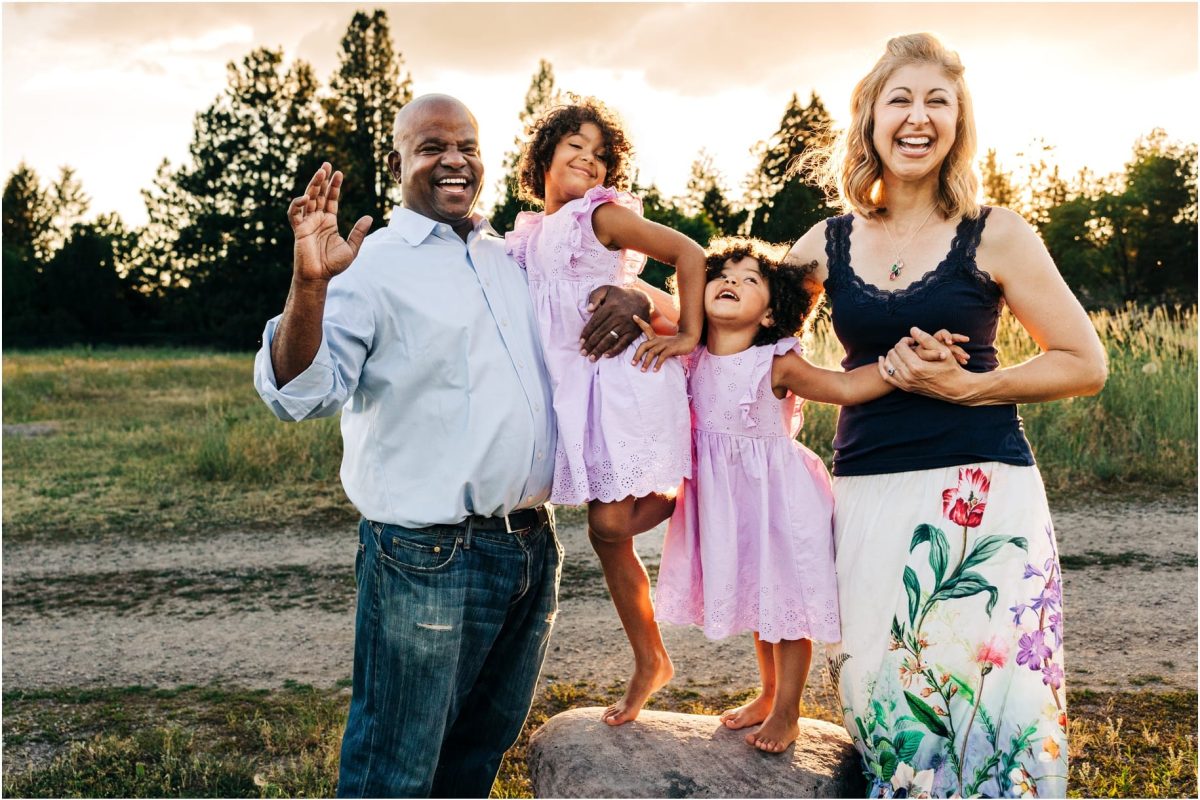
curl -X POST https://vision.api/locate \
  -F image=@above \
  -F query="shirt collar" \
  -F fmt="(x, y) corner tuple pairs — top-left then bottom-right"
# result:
(389, 207), (496, 246)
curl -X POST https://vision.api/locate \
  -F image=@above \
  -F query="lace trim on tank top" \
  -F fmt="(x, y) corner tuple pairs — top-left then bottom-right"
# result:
(824, 207), (1000, 312)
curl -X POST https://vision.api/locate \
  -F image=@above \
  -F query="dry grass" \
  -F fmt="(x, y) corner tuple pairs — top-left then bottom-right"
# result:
(4, 683), (1193, 798)
(3, 308), (1195, 542)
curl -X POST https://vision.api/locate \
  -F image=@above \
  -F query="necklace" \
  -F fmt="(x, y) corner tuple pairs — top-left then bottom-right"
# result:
(881, 205), (938, 281)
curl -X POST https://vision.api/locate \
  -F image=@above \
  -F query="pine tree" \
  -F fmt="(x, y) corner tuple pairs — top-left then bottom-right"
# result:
(980, 149), (1017, 209)
(490, 59), (559, 234)
(1013, 139), (1069, 231)
(684, 150), (747, 236)
(2, 162), (53, 262)
(747, 92), (835, 244)
(142, 47), (323, 346)
(40, 214), (141, 343)
(635, 180), (718, 291)
(321, 9), (413, 229)
(1044, 129), (1197, 305)
(2, 163), (54, 338)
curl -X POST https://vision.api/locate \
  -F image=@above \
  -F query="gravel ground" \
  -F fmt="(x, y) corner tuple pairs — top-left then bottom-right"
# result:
(3, 496), (1195, 697)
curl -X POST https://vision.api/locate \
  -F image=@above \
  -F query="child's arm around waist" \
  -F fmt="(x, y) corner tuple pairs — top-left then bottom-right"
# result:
(592, 202), (705, 371)
(771, 350), (893, 406)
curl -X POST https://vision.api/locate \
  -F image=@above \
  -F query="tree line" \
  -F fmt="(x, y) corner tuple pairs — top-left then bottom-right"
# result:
(4, 9), (1196, 349)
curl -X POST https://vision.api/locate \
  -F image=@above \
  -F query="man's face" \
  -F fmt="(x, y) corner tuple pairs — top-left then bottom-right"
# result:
(389, 99), (484, 229)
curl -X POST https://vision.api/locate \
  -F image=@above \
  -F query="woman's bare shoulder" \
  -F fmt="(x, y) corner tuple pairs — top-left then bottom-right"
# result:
(982, 205), (1033, 240)
(978, 206), (1053, 286)
(785, 220), (832, 287)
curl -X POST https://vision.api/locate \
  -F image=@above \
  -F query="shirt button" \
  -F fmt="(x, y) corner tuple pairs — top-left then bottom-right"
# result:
(536, 451), (544, 460)
(500, 319), (508, 327)
(525, 495), (534, 502)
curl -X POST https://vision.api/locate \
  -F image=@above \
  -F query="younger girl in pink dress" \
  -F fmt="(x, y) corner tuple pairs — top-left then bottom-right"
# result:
(505, 98), (706, 725)
(653, 238), (894, 753)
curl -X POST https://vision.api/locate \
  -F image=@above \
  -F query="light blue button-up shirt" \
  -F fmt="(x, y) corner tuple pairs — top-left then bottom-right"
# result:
(254, 207), (556, 528)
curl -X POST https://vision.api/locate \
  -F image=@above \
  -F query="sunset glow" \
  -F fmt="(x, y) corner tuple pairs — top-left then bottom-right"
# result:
(3, 3), (1197, 227)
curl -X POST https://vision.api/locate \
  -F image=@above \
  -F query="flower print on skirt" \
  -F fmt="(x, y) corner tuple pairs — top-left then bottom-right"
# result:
(828, 463), (1067, 798)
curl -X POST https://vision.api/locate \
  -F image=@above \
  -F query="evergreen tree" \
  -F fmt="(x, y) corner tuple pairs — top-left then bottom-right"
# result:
(747, 92), (835, 244)
(138, 158), (197, 295)
(635, 181), (718, 291)
(2, 162), (53, 262)
(321, 9), (412, 229)
(980, 148), (1018, 209)
(39, 214), (142, 344)
(490, 59), (559, 234)
(1043, 129), (1197, 305)
(46, 166), (90, 253)
(683, 150), (746, 236)
(142, 47), (323, 346)
(1012, 139), (1069, 231)
(2, 163), (54, 339)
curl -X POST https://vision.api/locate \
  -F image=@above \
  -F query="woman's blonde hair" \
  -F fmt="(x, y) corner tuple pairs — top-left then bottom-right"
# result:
(803, 32), (979, 220)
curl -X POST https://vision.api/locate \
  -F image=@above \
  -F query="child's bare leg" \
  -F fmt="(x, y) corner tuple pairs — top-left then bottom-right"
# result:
(592, 492), (675, 537)
(748, 638), (812, 753)
(721, 633), (776, 729)
(589, 497), (675, 726)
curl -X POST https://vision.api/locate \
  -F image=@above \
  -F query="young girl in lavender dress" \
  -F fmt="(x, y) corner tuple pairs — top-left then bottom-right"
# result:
(505, 98), (706, 725)
(653, 238), (898, 753)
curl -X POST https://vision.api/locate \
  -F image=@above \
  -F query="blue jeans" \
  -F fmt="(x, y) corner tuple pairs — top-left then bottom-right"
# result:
(336, 513), (561, 798)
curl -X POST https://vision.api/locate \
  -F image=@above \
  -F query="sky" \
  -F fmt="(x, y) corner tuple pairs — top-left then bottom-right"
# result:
(2, 2), (1197, 228)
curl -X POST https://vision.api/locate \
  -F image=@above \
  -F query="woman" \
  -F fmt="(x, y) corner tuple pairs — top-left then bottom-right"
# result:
(787, 33), (1106, 798)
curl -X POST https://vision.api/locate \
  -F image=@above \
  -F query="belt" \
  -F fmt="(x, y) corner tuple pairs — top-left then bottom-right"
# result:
(458, 505), (550, 534)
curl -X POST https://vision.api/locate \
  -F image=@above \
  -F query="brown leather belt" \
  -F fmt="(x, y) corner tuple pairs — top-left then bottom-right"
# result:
(459, 504), (550, 534)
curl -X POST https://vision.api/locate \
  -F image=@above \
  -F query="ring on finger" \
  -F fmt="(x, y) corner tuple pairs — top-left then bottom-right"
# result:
(609, 330), (619, 339)
(885, 364), (896, 377)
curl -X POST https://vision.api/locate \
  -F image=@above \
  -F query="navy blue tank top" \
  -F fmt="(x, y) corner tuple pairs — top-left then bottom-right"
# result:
(824, 208), (1035, 476)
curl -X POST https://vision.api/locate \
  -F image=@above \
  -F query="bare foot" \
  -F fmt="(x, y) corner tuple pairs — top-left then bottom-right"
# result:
(601, 653), (674, 726)
(746, 713), (800, 753)
(719, 693), (774, 730)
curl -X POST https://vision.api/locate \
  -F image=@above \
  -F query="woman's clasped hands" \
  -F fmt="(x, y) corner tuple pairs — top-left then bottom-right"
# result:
(879, 326), (978, 402)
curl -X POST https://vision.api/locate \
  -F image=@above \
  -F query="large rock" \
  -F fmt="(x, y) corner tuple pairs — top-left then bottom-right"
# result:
(528, 707), (864, 798)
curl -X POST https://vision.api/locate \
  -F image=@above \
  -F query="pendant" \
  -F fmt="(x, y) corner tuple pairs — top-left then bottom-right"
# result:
(889, 259), (903, 280)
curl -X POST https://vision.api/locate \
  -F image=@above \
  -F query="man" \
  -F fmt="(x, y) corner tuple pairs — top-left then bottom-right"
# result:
(254, 94), (653, 797)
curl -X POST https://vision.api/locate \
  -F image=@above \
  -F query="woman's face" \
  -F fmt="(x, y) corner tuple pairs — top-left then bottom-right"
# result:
(871, 62), (958, 185)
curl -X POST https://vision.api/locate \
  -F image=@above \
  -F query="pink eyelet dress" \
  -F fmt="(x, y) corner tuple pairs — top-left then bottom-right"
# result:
(654, 338), (841, 644)
(505, 185), (691, 505)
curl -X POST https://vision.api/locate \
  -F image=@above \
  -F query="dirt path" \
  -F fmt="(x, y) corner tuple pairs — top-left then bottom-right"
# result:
(3, 498), (1195, 695)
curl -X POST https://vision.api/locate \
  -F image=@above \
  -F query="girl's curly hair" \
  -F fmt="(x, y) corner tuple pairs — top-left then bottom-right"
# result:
(516, 95), (633, 204)
(703, 237), (822, 347)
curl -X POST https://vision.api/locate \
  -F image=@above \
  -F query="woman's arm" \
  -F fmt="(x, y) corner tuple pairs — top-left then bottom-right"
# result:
(593, 202), (706, 371)
(784, 222), (831, 293)
(773, 351), (893, 406)
(881, 207), (1107, 404)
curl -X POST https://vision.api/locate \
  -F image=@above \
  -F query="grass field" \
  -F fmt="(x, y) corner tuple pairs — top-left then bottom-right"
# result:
(2, 304), (1195, 543)
(3, 682), (1196, 798)
(2, 304), (1196, 797)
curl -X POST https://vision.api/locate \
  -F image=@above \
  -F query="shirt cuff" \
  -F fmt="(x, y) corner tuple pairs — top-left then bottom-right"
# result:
(253, 317), (339, 421)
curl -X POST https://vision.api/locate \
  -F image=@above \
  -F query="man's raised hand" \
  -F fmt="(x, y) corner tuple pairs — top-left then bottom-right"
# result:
(288, 163), (373, 283)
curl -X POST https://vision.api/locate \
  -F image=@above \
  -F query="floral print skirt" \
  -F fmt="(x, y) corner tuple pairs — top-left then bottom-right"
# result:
(829, 463), (1067, 798)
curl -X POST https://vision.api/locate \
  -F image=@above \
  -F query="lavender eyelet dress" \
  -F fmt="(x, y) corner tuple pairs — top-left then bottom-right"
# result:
(505, 185), (691, 505)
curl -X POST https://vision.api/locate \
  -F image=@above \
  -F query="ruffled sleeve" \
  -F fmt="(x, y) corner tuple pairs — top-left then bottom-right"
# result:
(504, 210), (543, 269)
(739, 338), (804, 433)
(565, 186), (648, 283)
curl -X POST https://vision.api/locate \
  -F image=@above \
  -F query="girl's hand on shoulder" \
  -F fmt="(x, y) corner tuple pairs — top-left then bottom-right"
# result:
(630, 315), (697, 372)
(784, 222), (830, 292)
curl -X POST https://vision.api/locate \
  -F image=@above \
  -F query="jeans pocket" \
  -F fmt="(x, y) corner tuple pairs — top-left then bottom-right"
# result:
(375, 524), (460, 573)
